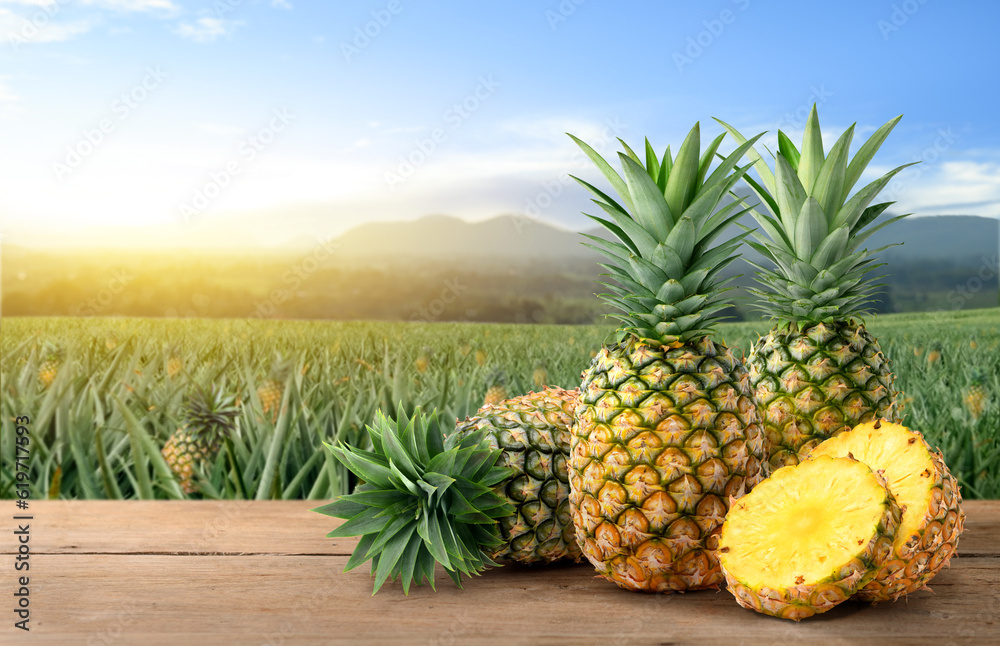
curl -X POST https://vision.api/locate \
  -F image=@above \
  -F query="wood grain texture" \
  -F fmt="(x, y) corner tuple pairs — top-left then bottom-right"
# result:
(2, 501), (997, 645)
(7, 500), (998, 557)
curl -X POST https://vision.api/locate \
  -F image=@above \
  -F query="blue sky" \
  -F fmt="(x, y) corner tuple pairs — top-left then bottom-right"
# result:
(1, 0), (998, 246)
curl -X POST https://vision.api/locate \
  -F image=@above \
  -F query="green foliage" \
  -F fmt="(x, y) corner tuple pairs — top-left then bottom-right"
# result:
(315, 407), (513, 594)
(569, 125), (764, 344)
(1, 311), (997, 499)
(717, 106), (916, 323)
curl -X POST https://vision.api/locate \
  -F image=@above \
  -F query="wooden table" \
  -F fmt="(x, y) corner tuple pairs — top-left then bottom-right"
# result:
(2, 500), (998, 645)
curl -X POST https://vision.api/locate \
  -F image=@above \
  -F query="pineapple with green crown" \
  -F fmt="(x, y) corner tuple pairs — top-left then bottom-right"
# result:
(38, 344), (64, 388)
(963, 372), (988, 420)
(258, 354), (292, 422)
(716, 106), (914, 468)
(162, 385), (240, 494)
(318, 389), (586, 595)
(483, 369), (509, 407)
(568, 124), (768, 592)
(165, 343), (183, 379)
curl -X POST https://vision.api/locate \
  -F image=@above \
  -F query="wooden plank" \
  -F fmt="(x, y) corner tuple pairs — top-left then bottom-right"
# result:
(5, 500), (356, 556)
(4, 554), (997, 645)
(9, 499), (1000, 557)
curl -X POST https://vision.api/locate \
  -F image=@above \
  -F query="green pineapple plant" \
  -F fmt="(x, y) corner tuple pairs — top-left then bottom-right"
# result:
(162, 385), (241, 494)
(38, 343), (64, 388)
(482, 369), (508, 407)
(258, 353), (292, 422)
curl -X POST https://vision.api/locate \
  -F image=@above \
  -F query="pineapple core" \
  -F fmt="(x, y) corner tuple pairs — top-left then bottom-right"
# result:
(811, 421), (935, 553)
(720, 456), (887, 589)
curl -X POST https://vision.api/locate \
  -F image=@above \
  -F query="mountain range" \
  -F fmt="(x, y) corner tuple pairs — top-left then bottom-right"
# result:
(327, 213), (999, 268)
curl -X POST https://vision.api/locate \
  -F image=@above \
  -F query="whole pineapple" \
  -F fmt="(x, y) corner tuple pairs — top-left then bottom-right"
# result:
(317, 403), (571, 594)
(452, 387), (581, 564)
(483, 370), (508, 407)
(963, 374), (987, 420)
(166, 343), (183, 379)
(568, 125), (767, 592)
(532, 364), (549, 389)
(162, 385), (240, 494)
(38, 344), (64, 388)
(258, 354), (291, 422)
(719, 455), (901, 621)
(717, 107), (913, 468)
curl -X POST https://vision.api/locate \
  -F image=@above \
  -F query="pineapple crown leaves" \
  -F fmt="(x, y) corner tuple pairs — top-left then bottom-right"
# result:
(183, 384), (240, 439)
(266, 352), (294, 381)
(314, 406), (515, 595)
(714, 105), (916, 324)
(485, 368), (507, 388)
(568, 123), (765, 346)
(41, 341), (65, 361)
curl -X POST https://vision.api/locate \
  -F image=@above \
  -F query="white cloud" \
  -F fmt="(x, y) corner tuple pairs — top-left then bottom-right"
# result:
(173, 16), (240, 42)
(0, 1), (61, 6)
(886, 159), (1000, 217)
(80, 0), (179, 13)
(0, 7), (94, 45)
(271, 0), (292, 9)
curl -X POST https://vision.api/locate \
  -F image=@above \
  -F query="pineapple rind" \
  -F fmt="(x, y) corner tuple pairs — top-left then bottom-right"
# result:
(719, 456), (902, 621)
(748, 321), (900, 469)
(258, 379), (283, 421)
(162, 427), (218, 494)
(810, 420), (965, 602)
(454, 387), (582, 564)
(570, 337), (766, 592)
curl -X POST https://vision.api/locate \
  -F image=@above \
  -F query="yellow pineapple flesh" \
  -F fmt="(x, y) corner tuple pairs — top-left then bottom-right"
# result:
(719, 455), (901, 621)
(810, 420), (964, 602)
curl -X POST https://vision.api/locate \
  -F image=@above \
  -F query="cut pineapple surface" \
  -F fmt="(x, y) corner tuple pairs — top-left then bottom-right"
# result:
(811, 420), (964, 601)
(812, 421), (931, 553)
(719, 456), (900, 620)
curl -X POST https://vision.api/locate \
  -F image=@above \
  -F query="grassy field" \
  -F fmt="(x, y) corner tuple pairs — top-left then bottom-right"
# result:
(2, 308), (998, 500)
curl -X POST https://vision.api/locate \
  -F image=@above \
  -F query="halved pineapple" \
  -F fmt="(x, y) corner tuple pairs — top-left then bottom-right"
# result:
(810, 420), (965, 602)
(719, 456), (900, 621)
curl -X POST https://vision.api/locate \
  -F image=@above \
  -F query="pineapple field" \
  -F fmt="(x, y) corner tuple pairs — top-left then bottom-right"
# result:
(1, 308), (998, 502)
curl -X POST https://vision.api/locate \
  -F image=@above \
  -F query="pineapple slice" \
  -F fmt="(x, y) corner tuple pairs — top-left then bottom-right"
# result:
(719, 456), (900, 621)
(810, 420), (965, 602)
